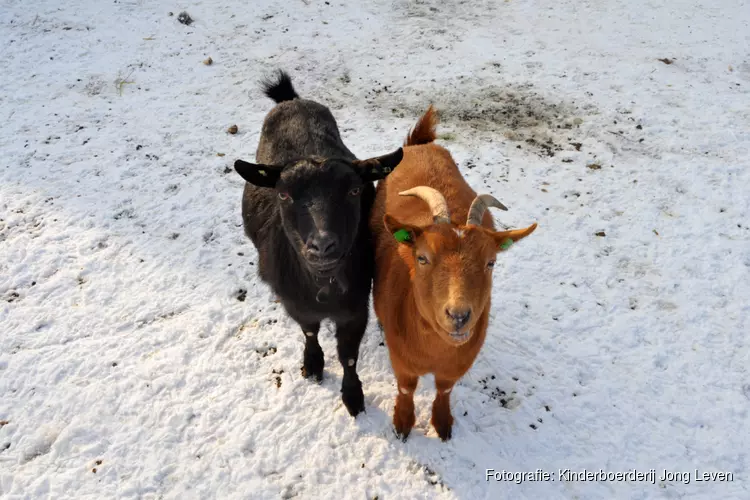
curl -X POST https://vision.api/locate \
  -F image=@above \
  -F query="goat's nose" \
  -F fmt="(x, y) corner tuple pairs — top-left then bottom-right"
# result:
(445, 308), (471, 330)
(307, 232), (339, 258)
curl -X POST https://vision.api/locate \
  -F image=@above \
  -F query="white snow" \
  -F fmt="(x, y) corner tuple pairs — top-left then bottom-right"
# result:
(1, 0), (749, 498)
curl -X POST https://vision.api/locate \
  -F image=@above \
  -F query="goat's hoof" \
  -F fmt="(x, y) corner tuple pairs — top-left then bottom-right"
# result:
(432, 417), (454, 441)
(436, 425), (452, 441)
(392, 426), (411, 442)
(301, 363), (323, 383)
(393, 412), (415, 441)
(341, 384), (365, 417)
(301, 352), (324, 382)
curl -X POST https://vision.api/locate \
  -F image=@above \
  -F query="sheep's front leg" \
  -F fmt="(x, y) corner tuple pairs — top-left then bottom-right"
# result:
(393, 373), (419, 441)
(299, 322), (323, 382)
(431, 378), (456, 441)
(335, 312), (367, 417)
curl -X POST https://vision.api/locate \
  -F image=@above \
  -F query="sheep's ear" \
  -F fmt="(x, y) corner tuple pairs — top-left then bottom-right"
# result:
(234, 159), (283, 188)
(353, 148), (404, 181)
(490, 223), (538, 251)
(383, 214), (422, 246)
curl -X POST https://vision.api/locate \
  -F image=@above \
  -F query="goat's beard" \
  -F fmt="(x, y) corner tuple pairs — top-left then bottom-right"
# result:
(314, 266), (349, 303)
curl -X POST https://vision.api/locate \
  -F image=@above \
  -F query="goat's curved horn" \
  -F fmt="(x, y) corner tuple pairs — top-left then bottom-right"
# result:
(466, 194), (508, 226)
(399, 187), (451, 224)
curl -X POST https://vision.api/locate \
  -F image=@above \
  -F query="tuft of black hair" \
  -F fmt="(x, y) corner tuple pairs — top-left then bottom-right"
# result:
(260, 70), (299, 103)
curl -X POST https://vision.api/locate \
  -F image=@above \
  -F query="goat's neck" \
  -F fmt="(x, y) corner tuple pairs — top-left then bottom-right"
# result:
(396, 285), (432, 336)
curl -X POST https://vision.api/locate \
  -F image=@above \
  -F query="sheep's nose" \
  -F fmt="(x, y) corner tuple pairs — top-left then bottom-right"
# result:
(445, 308), (471, 330)
(307, 232), (339, 259)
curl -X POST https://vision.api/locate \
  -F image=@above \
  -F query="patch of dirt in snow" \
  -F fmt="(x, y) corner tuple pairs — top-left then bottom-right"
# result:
(359, 77), (597, 158)
(478, 374), (522, 410)
(440, 84), (581, 157)
(406, 460), (451, 494)
(343, 70), (653, 163)
(82, 76), (107, 97)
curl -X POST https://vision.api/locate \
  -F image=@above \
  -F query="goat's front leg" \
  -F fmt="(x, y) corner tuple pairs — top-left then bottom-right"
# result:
(298, 322), (323, 382)
(334, 312), (368, 417)
(393, 372), (419, 441)
(431, 377), (456, 441)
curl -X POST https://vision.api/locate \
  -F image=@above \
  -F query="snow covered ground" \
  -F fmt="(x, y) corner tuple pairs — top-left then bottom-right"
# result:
(1, 0), (749, 498)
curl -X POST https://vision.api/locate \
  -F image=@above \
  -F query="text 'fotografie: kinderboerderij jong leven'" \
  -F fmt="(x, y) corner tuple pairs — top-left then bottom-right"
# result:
(486, 468), (735, 485)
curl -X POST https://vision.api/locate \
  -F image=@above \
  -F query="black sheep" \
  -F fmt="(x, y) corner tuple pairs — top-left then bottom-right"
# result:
(234, 70), (403, 416)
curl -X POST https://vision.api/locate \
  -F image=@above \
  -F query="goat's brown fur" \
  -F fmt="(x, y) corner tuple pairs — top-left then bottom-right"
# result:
(371, 106), (537, 441)
(404, 104), (438, 146)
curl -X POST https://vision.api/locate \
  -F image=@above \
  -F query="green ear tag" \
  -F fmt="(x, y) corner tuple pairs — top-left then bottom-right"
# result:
(500, 238), (514, 250)
(258, 170), (267, 176)
(393, 229), (411, 243)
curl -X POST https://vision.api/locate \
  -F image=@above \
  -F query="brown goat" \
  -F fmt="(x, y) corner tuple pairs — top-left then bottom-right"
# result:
(370, 106), (537, 441)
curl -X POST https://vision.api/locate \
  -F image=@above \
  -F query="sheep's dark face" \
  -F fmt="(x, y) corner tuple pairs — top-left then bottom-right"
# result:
(235, 149), (403, 276)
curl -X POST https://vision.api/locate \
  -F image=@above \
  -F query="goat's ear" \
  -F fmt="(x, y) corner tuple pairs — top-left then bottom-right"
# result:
(234, 159), (283, 188)
(353, 148), (404, 181)
(490, 223), (538, 251)
(383, 214), (422, 246)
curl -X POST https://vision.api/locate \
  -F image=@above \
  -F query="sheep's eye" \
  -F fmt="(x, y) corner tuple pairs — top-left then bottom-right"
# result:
(417, 255), (429, 265)
(278, 192), (291, 201)
(487, 260), (496, 269)
(348, 187), (362, 196)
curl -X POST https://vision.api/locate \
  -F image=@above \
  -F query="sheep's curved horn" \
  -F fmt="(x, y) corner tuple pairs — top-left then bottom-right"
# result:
(399, 187), (451, 224)
(466, 194), (508, 226)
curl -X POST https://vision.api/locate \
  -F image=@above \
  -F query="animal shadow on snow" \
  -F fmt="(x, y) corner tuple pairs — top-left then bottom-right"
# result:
(296, 320), (550, 498)
(350, 360), (548, 498)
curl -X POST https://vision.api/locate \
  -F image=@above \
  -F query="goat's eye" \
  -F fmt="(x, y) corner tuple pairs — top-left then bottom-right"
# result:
(417, 255), (429, 265)
(348, 187), (362, 196)
(487, 260), (496, 269)
(278, 192), (291, 201)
